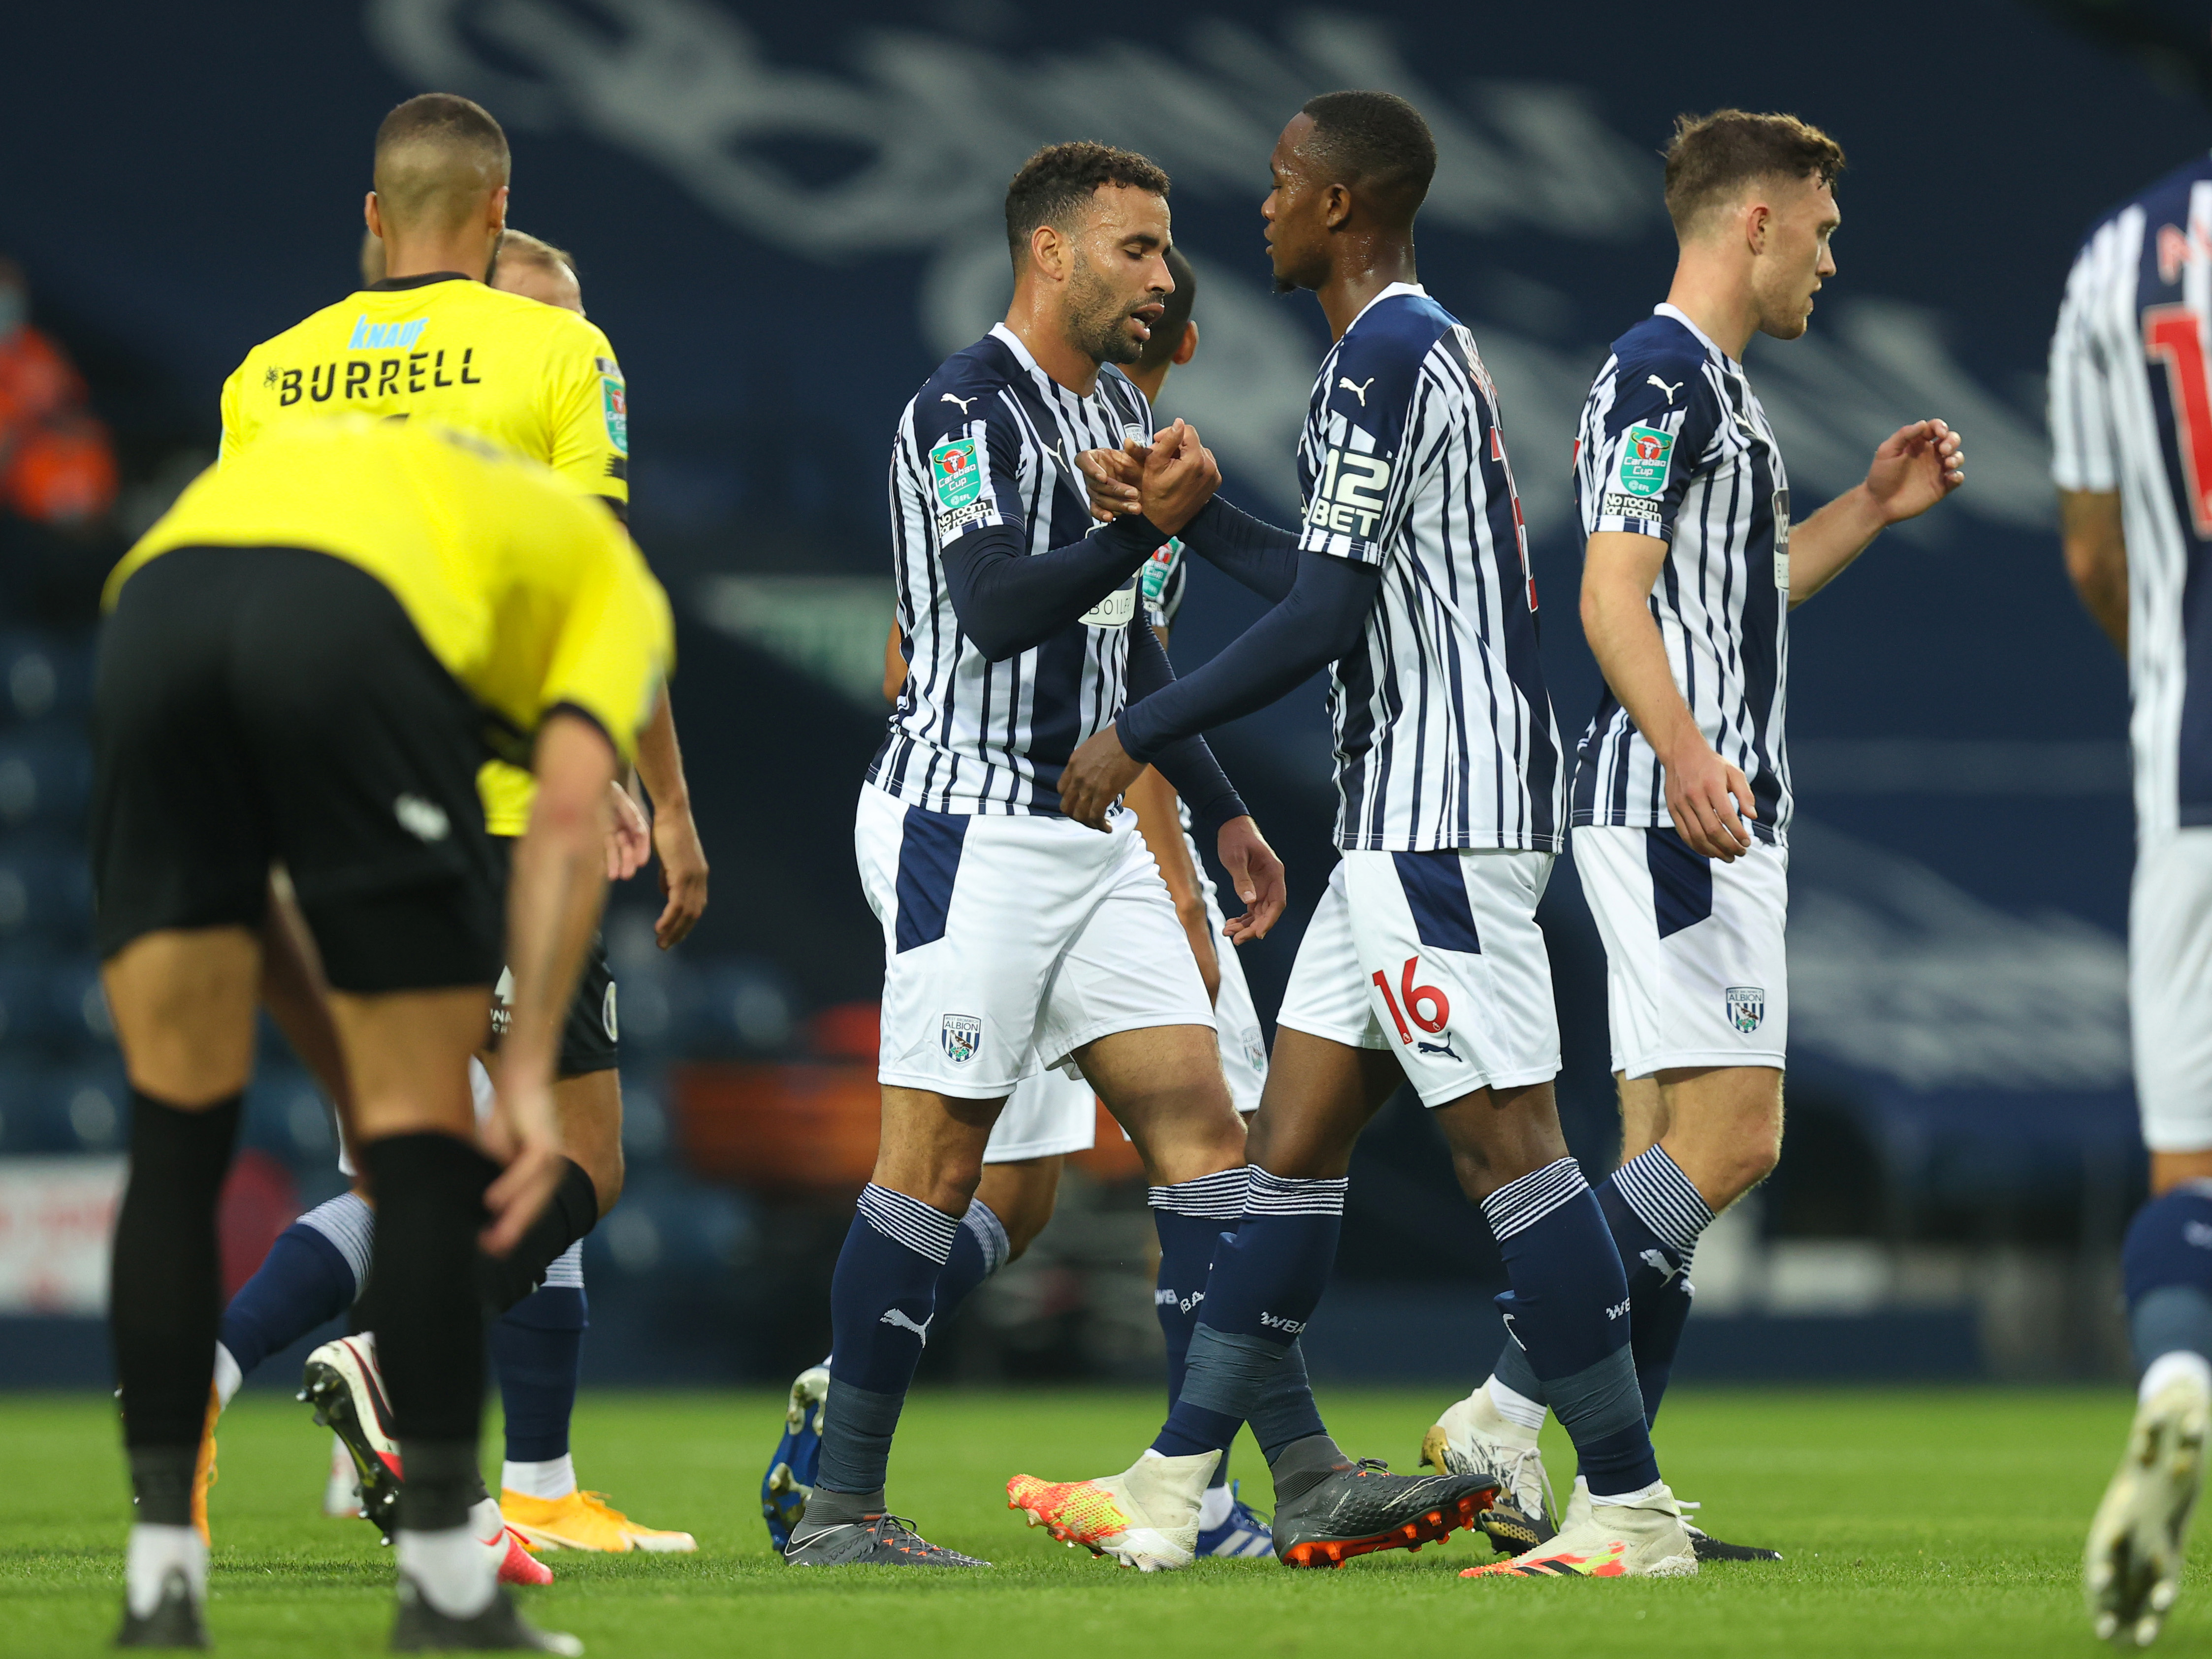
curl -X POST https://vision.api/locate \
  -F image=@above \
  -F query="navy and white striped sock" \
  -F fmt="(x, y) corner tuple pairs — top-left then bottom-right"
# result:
(1152, 1167), (1341, 1461)
(1482, 1158), (1658, 1499)
(1149, 1168), (1248, 1484)
(932, 1198), (1010, 1320)
(217, 1192), (373, 1393)
(1601, 1145), (1713, 1426)
(815, 1184), (960, 1497)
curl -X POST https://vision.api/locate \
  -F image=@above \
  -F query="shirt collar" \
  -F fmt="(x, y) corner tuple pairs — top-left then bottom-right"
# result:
(1653, 302), (1736, 366)
(1344, 280), (1429, 335)
(366, 272), (474, 292)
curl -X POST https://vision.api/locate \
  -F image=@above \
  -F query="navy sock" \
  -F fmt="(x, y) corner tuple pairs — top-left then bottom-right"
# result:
(1603, 1145), (1713, 1427)
(2125, 1185), (2212, 1372)
(931, 1199), (1009, 1320)
(1482, 1158), (1658, 1498)
(1149, 1168), (1245, 1405)
(814, 1184), (958, 1496)
(219, 1203), (366, 1379)
(1151, 1168), (1342, 1460)
(493, 1284), (586, 1464)
(1152, 1170), (1246, 1491)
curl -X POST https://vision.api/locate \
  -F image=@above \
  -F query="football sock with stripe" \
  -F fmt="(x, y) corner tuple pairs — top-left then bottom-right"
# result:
(812, 1183), (958, 1500)
(930, 1198), (1009, 1319)
(2123, 1183), (2212, 1374)
(216, 1192), (373, 1400)
(1603, 1144), (1712, 1426)
(1151, 1169), (1342, 1462)
(1482, 1157), (1659, 1499)
(476, 1157), (598, 1315)
(1479, 1143), (1715, 1430)
(493, 1243), (586, 1489)
(1152, 1169), (1249, 1495)
(112, 1089), (241, 1500)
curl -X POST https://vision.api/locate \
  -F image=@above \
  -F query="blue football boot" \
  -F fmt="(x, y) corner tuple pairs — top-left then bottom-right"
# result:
(1195, 1480), (1276, 1559)
(762, 1362), (829, 1551)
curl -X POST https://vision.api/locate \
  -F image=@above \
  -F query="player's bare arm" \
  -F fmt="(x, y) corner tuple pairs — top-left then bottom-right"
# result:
(1123, 763), (1221, 1000)
(634, 687), (708, 948)
(485, 710), (621, 1255)
(2060, 487), (2128, 651)
(1581, 529), (1757, 861)
(1787, 418), (1966, 605)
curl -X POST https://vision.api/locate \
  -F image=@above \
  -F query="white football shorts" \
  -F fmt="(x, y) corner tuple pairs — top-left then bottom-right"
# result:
(1275, 847), (1559, 1106)
(1187, 823), (1269, 1113)
(982, 1068), (1099, 1163)
(856, 783), (1214, 1099)
(2132, 828), (2212, 1152)
(1573, 824), (1789, 1078)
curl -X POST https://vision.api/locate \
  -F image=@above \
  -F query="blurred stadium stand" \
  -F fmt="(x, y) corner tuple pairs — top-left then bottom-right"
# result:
(2, 0), (2209, 1389)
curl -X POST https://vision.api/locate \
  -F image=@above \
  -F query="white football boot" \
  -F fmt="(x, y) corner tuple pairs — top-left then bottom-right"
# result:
(1007, 1449), (1220, 1572)
(2087, 1353), (2211, 1647)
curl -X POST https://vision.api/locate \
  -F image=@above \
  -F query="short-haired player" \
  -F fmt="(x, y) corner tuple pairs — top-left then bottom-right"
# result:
(1423, 109), (1963, 1564)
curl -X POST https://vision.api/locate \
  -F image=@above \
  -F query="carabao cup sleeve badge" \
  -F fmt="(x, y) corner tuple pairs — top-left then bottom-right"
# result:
(930, 438), (982, 510)
(1617, 423), (1674, 495)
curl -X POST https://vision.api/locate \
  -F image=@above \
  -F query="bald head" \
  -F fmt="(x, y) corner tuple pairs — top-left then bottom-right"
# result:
(372, 94), (509, 235)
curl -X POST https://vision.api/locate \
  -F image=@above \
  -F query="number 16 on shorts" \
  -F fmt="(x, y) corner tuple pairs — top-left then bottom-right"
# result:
(1372, 956), (1460, 1060)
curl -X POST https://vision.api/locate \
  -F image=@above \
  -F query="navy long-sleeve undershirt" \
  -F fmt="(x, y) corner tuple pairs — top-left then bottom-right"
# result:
(1122, 618), (1248, 835)
(940, 512), (1167, 662)
(1117, 546), (1380, 765)
(1175, 496), (1302, 602)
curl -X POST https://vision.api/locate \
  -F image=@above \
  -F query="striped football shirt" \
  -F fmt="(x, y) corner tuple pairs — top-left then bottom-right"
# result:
(870, 323), (1154, 816)
(1296, 282), (1562, 853)
(1570, 303), (1794, 844)
(2050, 152), (2212, 841)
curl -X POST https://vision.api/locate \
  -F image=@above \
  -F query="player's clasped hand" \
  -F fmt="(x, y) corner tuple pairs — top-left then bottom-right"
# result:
(1078, 443), (1143, 521)
(1662, 738), (1759, 862)
(1137, 419), (1221, 535)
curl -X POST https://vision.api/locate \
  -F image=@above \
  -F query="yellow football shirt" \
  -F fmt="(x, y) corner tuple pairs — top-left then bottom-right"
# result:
(218, 273), (633, 831)
(112, 418), (672, 781)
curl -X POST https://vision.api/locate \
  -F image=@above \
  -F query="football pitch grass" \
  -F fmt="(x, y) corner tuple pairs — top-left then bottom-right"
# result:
(0, 1385), (2183, 1657)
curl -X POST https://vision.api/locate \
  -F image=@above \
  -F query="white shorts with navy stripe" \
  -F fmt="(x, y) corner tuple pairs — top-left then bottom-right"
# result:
(856, 783), (1214, 1100)
(1274, 847), (1559, 1107)
(1573, 824), (1789, 1078)
(2133, 828), (2212, 1152)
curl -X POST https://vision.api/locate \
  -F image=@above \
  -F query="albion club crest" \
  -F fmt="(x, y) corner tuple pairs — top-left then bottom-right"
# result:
(940, 1014), (982, 1064)
(1725, 986), (1765, 1034)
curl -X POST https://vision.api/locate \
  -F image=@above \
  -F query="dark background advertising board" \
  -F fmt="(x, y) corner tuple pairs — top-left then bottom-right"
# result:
(0, 0), (2206, 1384)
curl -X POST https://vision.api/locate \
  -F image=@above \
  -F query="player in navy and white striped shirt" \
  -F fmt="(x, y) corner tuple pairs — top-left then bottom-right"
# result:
(1437, 112), (1961, 1568)
(2052, 149), (2212, 1645)
(789, 142), (1293, 1571)
(1018, 92), (1692, 1581)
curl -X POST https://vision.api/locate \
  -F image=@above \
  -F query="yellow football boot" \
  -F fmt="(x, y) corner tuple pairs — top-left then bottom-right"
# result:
(500, 1489), (697, 1553)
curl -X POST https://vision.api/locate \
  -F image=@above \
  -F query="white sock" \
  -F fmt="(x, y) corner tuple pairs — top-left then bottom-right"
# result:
(502, 1455), (577, 1501)
(212, 1343), (242, 1410)
(1588, 1478), (1667, 1508)
(126, 1523), (207, 1618)
(2141, 1349), (2212, 1404)
(396, 1524), (498, 1618)
(469, 1496), (507, 1547)
(1485, 1374), (1547, 1435)
(1197, 1482), (1234, 1530)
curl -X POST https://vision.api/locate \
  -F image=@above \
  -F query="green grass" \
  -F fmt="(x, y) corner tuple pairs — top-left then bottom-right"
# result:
(0, 1384), (2182, 1656)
